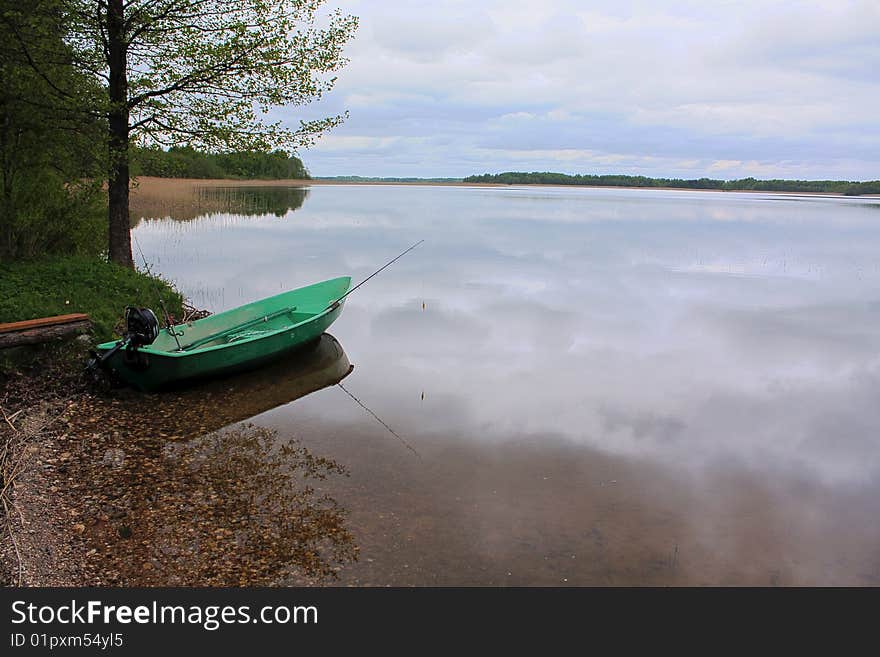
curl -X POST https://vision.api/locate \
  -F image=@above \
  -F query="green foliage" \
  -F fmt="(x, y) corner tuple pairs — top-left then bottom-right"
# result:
(60, 0), (358, 152)
(0, 256), (184, 342)
(132, 146), (310, 180)
(841, 181), (880, 196)
(0, 175), (105, 260)
(6, 1), (355, 265)
(0, 0), (106, 260)
(464, 172), (880, 195)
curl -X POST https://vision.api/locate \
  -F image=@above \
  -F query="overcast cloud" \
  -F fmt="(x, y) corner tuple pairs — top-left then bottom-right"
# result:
(280, 0), (880, 179)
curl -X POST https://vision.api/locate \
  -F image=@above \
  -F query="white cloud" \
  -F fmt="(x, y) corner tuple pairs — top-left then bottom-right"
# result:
(291, 0), (880, 179)
(316, 135), (406, 152)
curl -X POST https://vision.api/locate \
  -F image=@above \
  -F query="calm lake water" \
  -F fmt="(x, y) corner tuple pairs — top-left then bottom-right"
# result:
(133, 184), (880, 585)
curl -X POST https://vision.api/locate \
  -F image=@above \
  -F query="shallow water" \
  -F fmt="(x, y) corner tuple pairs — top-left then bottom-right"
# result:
(133, 184), (880, 585)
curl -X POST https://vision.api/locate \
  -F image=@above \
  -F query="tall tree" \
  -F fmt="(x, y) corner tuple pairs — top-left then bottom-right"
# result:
(12, 0), (357, 267)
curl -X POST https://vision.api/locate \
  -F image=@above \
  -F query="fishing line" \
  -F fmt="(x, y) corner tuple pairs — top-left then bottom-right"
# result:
(328, 241), (425, 457)
(337, 382), (421, 459)
(133, 235), (183, 350)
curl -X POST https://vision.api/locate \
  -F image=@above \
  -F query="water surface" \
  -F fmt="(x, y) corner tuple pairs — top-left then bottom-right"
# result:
(133, 184), (880, 585)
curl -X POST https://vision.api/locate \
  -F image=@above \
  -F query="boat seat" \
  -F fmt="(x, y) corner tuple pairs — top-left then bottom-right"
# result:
(178, 306), (298, 351)
(226, 326), (291, 343)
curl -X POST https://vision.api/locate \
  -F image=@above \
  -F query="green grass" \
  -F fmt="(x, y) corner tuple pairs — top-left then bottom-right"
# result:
(0, 256), (183, 343)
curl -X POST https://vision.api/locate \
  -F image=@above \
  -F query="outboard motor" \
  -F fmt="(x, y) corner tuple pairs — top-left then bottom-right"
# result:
(88, 306), (160, 372)
(124, 306), (160, 348)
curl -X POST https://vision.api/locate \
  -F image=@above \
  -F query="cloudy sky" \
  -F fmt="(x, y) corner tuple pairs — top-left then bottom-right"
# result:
(282, 0), (880, 180)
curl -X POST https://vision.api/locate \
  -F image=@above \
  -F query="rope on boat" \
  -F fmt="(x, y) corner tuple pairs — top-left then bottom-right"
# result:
(336, 382), (421, 459)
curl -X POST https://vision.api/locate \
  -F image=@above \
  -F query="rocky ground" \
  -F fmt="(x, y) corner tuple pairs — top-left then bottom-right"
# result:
(1, 342), (357, 587)
(1, 343), (90, 585)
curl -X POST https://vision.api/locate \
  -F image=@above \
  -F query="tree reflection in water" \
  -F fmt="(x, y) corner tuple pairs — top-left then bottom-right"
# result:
(130, 183), (309, 224)
(196, 186), (309, 218)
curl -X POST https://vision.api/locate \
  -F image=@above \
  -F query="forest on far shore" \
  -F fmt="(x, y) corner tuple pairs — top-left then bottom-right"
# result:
(133, 146), (310, 180)
(464, 172), (880, 195)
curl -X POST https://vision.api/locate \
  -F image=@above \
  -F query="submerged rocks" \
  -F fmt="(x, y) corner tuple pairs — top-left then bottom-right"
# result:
(101, 448), (126, 469)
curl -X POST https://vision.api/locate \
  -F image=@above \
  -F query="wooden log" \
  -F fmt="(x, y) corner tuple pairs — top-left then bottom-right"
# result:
(0, 314), (91, 349)
(0, 313), (89, 334)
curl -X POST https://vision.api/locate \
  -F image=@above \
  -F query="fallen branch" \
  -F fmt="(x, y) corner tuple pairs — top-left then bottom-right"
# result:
(1, 497), (23, 586)
(0, 399), (74, 586)
(1, 412), (24, 586)
(181, 301), (212, 323)
(2, 408), (20, 433)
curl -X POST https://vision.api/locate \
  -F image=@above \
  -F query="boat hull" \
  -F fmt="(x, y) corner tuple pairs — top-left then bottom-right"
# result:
(96, 277), (350, 392)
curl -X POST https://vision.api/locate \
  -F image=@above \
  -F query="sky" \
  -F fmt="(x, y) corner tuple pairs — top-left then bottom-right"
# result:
(281, 0), (880, 180)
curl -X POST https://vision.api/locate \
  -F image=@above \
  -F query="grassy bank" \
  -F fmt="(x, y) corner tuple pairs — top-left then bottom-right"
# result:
(0, 256), (183, 344)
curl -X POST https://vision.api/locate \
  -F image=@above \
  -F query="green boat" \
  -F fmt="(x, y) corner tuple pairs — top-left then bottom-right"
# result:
(96, 276), (351, 391)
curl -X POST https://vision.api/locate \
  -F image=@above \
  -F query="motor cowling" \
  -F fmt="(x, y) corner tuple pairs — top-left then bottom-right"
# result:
(125, 306), (160, 348)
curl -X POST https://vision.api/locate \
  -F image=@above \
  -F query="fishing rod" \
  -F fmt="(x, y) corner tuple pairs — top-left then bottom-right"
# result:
(327, 240), (424, 310)
(133, 235), (183, 351)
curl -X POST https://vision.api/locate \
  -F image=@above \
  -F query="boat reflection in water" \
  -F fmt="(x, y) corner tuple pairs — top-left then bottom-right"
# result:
(193, 331), (354, 427)
(75, 333), (357, 586)
(118, 332), (354, 436)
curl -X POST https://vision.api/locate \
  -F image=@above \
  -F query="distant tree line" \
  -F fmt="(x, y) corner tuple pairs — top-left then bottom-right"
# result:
(133, 147), (310, 180)
(464, 172), (880, 196)
(316, 176), (461, 183)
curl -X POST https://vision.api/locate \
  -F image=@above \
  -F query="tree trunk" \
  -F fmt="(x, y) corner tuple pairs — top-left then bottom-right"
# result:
(106, 0), (133, 268)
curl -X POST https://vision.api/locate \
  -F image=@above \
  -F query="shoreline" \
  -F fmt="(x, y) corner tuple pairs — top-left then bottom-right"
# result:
(131, 176), (880, 198)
